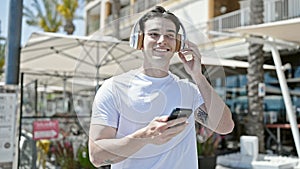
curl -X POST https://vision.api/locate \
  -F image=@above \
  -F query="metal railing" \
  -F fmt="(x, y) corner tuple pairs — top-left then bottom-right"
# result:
(207, 9), (248, 32)
(100, 0), (300, 39)
(207, 0), (300, 33)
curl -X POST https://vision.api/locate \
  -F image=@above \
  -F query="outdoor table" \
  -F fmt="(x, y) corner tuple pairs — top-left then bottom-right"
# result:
(265, 123), (300, 153)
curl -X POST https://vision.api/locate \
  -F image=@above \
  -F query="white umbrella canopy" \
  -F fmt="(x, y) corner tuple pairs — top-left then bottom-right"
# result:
(20, 31), (144, 92)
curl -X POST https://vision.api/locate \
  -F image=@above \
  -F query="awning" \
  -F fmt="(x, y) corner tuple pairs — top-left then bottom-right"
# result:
(230, 17), (300, 44)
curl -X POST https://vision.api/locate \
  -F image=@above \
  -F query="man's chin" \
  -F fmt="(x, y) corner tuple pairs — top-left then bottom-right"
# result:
(152, 52), (173, 59)
(143, 51), (173, 61)
(152, 55), (164, 59)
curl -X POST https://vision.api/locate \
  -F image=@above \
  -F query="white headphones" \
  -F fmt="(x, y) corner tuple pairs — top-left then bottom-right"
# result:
(129, 16), (187, 52)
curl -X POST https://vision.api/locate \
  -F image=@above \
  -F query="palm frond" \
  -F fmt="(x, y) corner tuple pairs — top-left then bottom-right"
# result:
(24, 0), (61, 32)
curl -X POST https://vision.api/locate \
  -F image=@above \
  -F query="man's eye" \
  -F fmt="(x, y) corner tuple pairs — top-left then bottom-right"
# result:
(148, 33), (160, 37)
(167, 34), (175, 39)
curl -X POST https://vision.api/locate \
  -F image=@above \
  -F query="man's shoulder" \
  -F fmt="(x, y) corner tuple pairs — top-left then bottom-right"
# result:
(112, 69), (139, 80)
(169, 72), (198, 90)
(101, 69), (139, 86)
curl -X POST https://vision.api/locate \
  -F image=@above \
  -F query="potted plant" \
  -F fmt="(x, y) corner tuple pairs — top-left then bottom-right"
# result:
(196, 124), (221, 169)
(50, 139), (78, 169)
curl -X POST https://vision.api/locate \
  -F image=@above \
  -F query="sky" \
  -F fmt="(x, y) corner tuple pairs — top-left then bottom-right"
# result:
(0, 1), (9, 40)
(0, 0), (85, 46)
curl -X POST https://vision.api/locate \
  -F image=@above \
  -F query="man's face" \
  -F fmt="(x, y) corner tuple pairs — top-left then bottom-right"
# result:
(142, 17), (177, 62)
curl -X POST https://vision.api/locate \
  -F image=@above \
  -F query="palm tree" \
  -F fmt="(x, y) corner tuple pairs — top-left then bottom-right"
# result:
(23, 0), (62, 32)
(245, 0), (265, 152)
(57, 0), (81, 35)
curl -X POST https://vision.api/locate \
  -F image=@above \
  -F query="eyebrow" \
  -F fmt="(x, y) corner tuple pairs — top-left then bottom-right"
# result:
(147, 28), (176, 34)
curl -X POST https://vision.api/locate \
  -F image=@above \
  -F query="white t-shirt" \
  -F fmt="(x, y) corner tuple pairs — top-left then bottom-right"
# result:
(91, 69), (204, 169)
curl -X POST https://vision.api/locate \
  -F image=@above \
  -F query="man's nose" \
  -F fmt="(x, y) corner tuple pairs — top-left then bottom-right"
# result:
(157, 34), (167, 44)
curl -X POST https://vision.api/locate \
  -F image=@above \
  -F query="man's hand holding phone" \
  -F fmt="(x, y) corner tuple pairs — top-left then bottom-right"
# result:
(167, 108), (193, 128)
(137, 108), (192, 145)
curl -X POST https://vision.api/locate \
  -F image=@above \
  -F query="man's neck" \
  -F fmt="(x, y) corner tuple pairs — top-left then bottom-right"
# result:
(142, 67), (169, 78)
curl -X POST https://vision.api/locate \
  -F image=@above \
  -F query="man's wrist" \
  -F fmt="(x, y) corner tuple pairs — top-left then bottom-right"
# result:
(128, 128), (151, 144)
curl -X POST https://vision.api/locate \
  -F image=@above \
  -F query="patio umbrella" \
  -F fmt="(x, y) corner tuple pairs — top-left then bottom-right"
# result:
(20, 31), (144, 116)
(20, 31), (144, 92)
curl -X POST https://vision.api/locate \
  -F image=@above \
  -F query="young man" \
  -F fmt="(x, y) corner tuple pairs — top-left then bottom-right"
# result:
(89, 6), (234, 169)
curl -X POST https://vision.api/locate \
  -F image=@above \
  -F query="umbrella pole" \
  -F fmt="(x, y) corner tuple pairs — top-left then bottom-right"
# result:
(63, 77), (67, 113)
(95, 65), (100, 92)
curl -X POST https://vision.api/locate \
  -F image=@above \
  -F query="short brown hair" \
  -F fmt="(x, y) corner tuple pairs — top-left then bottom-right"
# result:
(138, 6), (181, 33)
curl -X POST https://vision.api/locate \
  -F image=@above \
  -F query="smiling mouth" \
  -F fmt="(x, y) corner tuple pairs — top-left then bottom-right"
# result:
(154, 48), (170, 52)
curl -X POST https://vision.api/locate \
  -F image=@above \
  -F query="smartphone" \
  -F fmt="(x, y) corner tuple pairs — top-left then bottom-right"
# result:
(167, 108), (193, 121)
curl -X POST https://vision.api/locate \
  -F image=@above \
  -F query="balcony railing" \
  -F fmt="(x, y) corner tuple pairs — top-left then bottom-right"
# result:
(207, 0), (300, 35)
(101, 0), (299, 39)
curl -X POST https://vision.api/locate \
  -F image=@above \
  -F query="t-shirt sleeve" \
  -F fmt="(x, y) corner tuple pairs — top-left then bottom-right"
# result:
(90, 79), (119, 128)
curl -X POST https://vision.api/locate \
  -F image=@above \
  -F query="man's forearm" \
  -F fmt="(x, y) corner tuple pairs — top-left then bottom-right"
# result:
(89, 131), (148, 167)
(192, 74), (234, 134)
(89, 115), (189, 167)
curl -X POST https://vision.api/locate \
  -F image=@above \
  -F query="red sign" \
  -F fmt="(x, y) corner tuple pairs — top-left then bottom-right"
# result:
(33, 120), (59, 140)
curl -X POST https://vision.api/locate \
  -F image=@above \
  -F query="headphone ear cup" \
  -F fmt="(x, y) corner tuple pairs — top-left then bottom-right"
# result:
(136, 32), (144, 50)
(175, 34), (182, 52)
(130, 32), (144, 50)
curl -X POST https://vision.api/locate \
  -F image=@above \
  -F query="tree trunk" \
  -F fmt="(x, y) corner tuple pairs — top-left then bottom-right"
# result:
(64, 19), (75, 35)
(246, 0), (265, 152)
